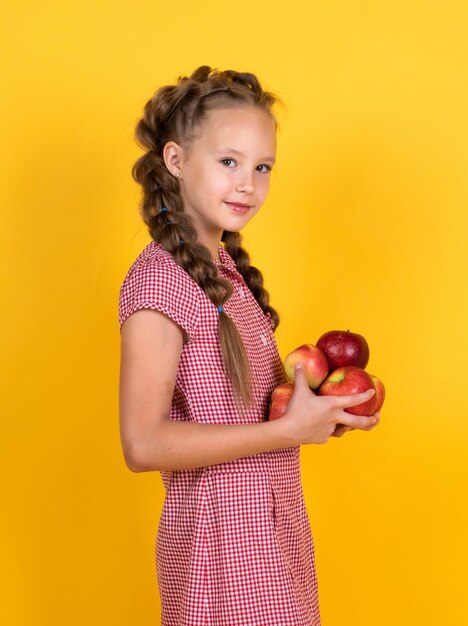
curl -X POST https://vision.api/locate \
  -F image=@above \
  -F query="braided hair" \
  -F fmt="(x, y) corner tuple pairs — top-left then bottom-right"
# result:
(131, 65), (282, 415)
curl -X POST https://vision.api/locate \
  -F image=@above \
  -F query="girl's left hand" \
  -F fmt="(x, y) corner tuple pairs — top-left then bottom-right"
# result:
(331, 411), (381, 438)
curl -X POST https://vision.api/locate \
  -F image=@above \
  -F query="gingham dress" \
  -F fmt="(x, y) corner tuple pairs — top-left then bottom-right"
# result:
(118, 241), (321, 626)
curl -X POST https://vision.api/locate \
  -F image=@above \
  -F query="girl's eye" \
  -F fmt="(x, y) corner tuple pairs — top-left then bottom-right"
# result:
(220, 159), (272, 172)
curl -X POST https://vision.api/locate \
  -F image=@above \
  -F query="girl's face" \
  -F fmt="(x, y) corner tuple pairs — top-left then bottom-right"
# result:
(166, 106), (277, 259)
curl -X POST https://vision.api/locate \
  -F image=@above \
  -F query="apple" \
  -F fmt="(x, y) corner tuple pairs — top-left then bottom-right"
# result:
(284, 344), (329, 389)
(268, 382), (294, 421)
(316, 329), (370, 370)
(318, 366), (377, 416)
(369, 374), (385, 411)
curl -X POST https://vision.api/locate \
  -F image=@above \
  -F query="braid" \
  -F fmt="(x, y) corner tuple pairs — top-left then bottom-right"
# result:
(222, 231), (280, 331)
(131, 66), (282, 415)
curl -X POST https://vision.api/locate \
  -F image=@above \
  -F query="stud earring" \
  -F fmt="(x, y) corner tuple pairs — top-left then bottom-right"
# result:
(175, 171), (181, 178)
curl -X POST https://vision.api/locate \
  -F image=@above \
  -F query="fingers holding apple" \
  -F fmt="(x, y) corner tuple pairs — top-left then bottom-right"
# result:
(267, 362), (377, 445)
(371, 410), (381, 428)
(271, 329), (385, 430)
(318, 366), (377, 416)
(331, 424), (353, 438)
(268, 361), (319, 421)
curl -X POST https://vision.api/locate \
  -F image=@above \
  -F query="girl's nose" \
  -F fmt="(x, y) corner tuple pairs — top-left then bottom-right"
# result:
(235, 175), (254, 194)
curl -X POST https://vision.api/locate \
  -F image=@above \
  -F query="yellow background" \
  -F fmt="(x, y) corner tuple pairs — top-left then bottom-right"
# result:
(2, 1), (467, 624)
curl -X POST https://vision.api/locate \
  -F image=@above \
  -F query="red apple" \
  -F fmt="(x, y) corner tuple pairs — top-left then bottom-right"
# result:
(369, 374), (385, 411)
(284, 344), (329, 389)
(268, 382), (294, 421)
(318, 366), (377, 416)
(316, 330), (370, 370)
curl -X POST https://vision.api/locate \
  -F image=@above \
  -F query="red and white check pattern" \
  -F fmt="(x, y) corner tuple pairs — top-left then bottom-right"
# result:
(119, 241), (321, 625)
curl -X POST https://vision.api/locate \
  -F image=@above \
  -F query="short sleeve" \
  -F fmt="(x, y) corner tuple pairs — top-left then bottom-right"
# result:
(118, 257), (200, 341)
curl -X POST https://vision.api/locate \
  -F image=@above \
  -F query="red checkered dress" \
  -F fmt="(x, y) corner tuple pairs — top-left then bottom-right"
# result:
(118, 241), (321, 626)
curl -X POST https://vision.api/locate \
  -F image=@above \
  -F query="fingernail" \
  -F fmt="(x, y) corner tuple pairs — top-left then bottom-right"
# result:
(296, 362), (303, 370)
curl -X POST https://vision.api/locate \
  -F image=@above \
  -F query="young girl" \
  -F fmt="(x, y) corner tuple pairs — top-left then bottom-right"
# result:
(118, 66), (380, 626)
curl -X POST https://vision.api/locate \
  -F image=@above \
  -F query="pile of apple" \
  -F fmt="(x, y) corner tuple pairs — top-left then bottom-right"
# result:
(268, 330), (385, 421)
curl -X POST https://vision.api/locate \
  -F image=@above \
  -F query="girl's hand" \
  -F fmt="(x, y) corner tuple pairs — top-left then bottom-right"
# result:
(279, 362), (379, 446)
(331, 410), (380, 438)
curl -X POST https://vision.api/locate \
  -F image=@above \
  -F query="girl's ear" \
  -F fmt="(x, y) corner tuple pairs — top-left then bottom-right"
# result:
(163, 141), (184, 177)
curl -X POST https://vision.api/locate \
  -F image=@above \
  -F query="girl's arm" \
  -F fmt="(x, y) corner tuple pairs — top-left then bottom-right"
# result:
(119, 309), (377, 473)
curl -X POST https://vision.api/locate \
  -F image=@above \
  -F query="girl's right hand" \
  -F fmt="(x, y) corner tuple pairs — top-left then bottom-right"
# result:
(280, 362), (378, 446)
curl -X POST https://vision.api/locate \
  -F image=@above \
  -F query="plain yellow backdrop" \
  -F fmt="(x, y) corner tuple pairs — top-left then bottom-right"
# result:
(1, 1), (467, 624)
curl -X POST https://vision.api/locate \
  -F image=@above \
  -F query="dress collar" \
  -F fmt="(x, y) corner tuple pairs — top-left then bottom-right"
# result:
(215, 244), (237, 270)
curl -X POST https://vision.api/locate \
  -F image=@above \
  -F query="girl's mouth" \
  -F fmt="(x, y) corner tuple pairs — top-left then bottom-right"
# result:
(225, 202), (251, 214)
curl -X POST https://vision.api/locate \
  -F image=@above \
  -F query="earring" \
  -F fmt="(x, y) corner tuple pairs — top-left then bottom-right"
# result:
(175, 171), (181, 178)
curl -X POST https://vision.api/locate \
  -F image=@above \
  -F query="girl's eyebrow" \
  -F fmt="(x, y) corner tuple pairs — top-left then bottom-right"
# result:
(218, 147), (276, 164)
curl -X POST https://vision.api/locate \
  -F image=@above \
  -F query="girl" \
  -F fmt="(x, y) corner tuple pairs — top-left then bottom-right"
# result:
(118, 66), (380, 626)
